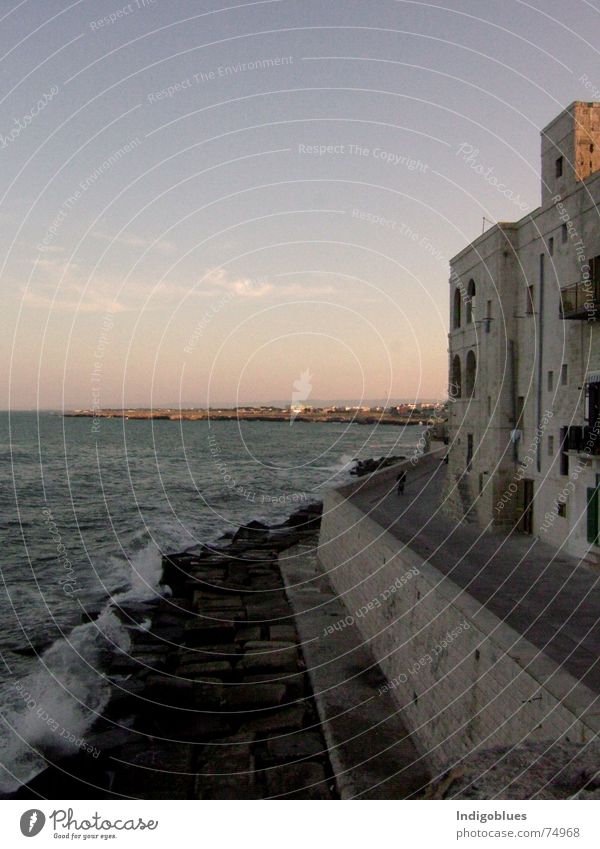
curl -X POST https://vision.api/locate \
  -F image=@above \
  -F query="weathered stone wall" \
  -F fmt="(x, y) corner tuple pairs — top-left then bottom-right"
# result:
(318, 490), (600, 770)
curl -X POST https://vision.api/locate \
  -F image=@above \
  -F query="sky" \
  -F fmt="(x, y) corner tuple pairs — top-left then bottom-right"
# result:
(1, 0), (599, 409)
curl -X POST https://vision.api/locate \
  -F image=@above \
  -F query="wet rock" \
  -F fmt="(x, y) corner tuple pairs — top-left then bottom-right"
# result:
(87, 727), (139, 754)
(350, 456), (405, 477)
(184, 620), (236, 646)
(266, 731), (327, 764)
(177, 645), (240, 666)
(197, 739), (258, 800)
(238, 648), (298, 673)
(269, 625), (298, 641)
(111, 742), (195, 799)
(265, 761), (331, 799)
(239, 704), (306, 734)
(233, 520), (270, 544)
(168, 714), (234, 743)
(236, 626), (262, 643)
(262, 531), (302, 550)
(247, 574), (282, 590)
(242, 672), (306, 701)
(192, 677), (225, 708)
(144, 674), (195, 706)
(194, 593), (243, 607)
(178, 660), (233, 678)
(219, 682), (287, 710)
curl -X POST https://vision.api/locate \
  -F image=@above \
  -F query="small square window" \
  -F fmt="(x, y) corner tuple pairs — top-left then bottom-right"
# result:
(548, 435), (554, 456)
(561, 363), (568, 385)
(562, 222), (568, 243)
(556, 156), (564, 178)
(557, 501), (566, 517)
(548, 371), (554, 391)
(548, 237), (554, 256)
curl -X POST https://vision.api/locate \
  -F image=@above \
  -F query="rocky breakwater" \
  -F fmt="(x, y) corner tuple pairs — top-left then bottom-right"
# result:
(11, 502), (335, 800)
(351, 455), (406, 477)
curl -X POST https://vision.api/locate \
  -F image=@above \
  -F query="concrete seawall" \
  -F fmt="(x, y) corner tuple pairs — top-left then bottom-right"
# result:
(318, 455), (600, 771)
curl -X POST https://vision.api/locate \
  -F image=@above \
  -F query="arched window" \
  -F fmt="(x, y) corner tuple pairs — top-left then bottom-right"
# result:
(466, 349), (477, 397)
(451, 354), (462, 399)
(453, 288), (462, 329)
(466, 279), (476, 323)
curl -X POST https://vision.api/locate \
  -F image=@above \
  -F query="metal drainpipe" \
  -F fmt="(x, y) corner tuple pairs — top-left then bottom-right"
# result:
(536, 253), (545, 473)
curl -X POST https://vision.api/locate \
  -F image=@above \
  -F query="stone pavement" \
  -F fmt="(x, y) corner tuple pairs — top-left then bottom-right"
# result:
(348, 453), (600, 694)
(279, 543), (430, 799)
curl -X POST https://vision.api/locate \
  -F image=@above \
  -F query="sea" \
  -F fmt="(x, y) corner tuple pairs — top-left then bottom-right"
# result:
(0, 411), (426, 792)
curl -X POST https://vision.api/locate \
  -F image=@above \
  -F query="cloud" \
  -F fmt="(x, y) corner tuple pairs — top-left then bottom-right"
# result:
(92, 230), (176, 254)
(31, 258), (78, 272)
(34, 244), (64, 254)
(199, 268), (337, 298)
(19, 262), (340, 316)
(20, 287), (126, 314)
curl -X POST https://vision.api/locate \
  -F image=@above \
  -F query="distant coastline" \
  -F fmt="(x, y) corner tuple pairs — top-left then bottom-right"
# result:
(64, 407), (445, 427)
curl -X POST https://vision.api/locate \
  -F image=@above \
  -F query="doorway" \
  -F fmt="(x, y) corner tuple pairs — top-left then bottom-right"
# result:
(518, 479), (534, 534)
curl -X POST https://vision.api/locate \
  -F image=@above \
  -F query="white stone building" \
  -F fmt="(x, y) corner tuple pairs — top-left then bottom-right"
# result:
(446, 101), (600, 559)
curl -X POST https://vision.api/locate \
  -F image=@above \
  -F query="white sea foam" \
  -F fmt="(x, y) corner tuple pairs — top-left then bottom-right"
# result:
(112, 541), (163, 603)
(0, 541), (161, 794)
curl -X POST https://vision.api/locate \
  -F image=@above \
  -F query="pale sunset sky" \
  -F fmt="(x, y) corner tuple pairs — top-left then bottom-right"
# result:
(1, 0), (599, 408)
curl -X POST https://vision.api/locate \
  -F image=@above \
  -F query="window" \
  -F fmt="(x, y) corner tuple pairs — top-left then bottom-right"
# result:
(562, 222), (568, 243)
(466, 433), (473, 473)
(466, 279), (476, 323)
(451, 354), (462, 399)
(548, 435), (554, 456)
(485, 299), (492, 333)
(548, 371), (554, 391)
(587, 382), (600, 438)
(561, 364), (568, 386)
(453, 287), (461, 329)
(555, 156), (564, 178)
(466, 350), (477, 397)
(516, 396), (525, 429)
(526, 285), (535, 314)
(559, 427), (569, 476)
(548, 237), (554, 256)
(557, 501), (566, 517)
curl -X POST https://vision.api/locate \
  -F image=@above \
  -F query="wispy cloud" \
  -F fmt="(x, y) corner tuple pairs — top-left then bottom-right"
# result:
(21, 287), (126, 314)
(92, 230), (177, 254)
(19, 263), (340, 316)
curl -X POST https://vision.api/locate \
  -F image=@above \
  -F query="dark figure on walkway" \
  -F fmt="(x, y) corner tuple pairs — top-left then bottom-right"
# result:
(396, 470), (406, 495)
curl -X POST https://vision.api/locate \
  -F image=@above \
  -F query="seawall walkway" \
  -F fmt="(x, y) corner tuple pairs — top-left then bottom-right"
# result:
(347, 453), (600, 694)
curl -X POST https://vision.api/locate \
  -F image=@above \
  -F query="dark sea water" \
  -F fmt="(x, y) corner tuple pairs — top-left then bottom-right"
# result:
(0, 411), (425, 792)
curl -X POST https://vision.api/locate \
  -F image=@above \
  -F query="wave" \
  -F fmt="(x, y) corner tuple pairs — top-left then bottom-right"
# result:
(0, 541), (163, 794)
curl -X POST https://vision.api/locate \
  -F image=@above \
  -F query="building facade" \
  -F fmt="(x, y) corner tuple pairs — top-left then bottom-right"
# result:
(446, 101), (600, 559)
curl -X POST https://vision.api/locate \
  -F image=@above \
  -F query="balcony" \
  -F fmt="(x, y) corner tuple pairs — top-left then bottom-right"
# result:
(565, 425), (600, 456)
(560, 280), (600, 320)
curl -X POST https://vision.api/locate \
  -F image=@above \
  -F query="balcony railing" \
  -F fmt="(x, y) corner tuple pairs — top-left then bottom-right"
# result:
(560, 280), (600, 320)
(565, 425), (600, 455)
